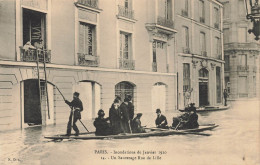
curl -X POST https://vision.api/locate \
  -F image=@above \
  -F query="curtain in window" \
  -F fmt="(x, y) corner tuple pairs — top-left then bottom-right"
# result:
(120, 33), (131, 59)
(79, 23), (94, 55)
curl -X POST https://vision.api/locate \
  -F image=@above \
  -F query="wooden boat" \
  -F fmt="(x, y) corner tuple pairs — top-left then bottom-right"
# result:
(179, 105), (230, 113)
(44, 124), (218, 141)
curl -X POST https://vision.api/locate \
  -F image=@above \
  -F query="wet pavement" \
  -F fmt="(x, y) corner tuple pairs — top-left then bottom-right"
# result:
(0, 100), (259, 165)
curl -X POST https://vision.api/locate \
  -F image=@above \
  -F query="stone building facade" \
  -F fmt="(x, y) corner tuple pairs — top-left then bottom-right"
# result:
(174, 0), (225, 109)
(0, 0), (178, 130)
(220, 0), (260, 100)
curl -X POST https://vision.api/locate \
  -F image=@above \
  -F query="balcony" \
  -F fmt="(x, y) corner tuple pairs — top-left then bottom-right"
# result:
(118, 5), (135, 20)
(181, 10), (188, 17)
(152, 62), (157, 72)
(200, 17), (205, 23)
(78, 53), (99, 67)
(157, 16), (174, 29)
(214, 23), (219, 29)
(76, 0), (99, 9)
(237, 65), (249, 72)
(19, 47), (51, 63)
(119, 58), (135, 70)
(182, 47), (190, 54)
(201, 51), (207, 57)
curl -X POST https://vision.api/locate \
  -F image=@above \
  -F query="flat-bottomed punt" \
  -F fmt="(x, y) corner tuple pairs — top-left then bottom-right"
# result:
(44, 124), (218, 140)
(179, 105), (230, 113)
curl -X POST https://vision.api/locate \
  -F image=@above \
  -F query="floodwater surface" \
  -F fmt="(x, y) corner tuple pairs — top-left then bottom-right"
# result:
(0, 100), (259, 165)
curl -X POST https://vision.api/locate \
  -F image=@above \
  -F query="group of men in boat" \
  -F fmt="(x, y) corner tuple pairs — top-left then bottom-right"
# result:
(64, 92), (199, 136)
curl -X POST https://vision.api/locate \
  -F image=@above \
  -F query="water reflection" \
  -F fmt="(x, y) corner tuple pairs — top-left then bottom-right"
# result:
(0, 100), (259, 165)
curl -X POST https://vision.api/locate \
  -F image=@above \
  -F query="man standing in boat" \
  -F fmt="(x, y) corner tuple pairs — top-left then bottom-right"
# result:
(109, 99), (122, 134)
(120, 98), (132, 133)
(155, 109), (168, 129)
(65, 92), (83, 136)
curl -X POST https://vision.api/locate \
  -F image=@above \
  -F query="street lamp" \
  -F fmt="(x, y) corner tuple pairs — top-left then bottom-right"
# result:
(244, 0), (260, 40)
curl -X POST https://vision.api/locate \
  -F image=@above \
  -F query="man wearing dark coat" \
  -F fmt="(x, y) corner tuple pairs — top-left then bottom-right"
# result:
(155, 109), (168, 129)
(120, 98), (131, 133)
(94, 109), (112, 136)
(132, 113), (145, 133)
(109, 99), (122, 134)
(65, 92), (83, 136)
(127, 95), (134, 120)
(223, 89), (228, 106)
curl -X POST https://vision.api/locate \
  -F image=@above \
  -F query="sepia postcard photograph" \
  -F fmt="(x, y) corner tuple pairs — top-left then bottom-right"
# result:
(0, 0), (259, 164)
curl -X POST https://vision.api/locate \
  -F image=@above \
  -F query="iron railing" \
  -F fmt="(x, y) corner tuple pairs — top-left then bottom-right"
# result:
(118, 5), (135, 20)
(119, 58), (135, 70)
(77, 0), (99, 9)
(78, 53), (99, 66)
(237, 65), (249, 72)
(19, 47), (51, 63)
(157, 16), (174, 29)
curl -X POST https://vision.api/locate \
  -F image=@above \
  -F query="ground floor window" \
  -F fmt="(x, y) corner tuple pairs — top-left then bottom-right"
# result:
(115, 81), (135, 104)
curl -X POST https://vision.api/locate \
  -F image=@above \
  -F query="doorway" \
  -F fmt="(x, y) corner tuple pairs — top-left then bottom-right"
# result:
(199, 82), (208, 106)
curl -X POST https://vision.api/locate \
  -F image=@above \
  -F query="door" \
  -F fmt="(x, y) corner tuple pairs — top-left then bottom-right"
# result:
(199, 82), (208, 106)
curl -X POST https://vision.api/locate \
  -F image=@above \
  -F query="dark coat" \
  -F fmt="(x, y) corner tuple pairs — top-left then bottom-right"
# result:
(155, 114), (168, 128)
(93, 117), (112, 136)
(65, 98), (83, 119)
(120, 102), (130, 133)
(109, 105), (122, 134)
(132, 117), (145, 133)
(128, 102), (134, 120)
(184, 113), (199, 129)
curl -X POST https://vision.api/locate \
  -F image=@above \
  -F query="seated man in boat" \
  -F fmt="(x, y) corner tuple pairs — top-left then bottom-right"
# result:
(180, 103), (199, 129)
(155, 109), (168, 129)
(94, 109), (113, 136)
(131, 113), (146, 133)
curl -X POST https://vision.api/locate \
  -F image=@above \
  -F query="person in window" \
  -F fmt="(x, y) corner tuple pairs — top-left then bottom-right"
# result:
(23, 41), (35, 50)
(94, 109), (112, 136)
(223, 89), (229, 106)
(155, 109), (168, 129)
(65, 92), (83, 136)
(34, 38), (43, 49)
(132, 113), (146, 133)
(109, 99), (122, 135)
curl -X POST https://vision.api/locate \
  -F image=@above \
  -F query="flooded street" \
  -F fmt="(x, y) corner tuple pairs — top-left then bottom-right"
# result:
(0, 100), (259, 165)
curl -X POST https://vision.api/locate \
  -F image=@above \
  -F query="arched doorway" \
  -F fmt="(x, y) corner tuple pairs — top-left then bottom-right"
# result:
(73, 81), (101, 119)
(199, 68), (209, 106)
(23, 79), (54, 126)
(152, 82), (167, 112)
(115, 81), (135, 105)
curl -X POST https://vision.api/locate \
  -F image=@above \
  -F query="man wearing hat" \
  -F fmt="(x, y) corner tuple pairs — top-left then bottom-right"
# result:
(155, 109), (168, 129)
(119, 98), (131, 133)
(65, 92), (83, 136)
(34, 38), (43, 49)
(131, 113), (145, 133)
(178, 103), (199, 129)
(94, 109), (112, 136)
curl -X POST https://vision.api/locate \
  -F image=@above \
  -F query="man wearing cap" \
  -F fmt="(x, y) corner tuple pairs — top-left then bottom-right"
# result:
(132, 113), (145, 133)
(94, 109), (112, 136)
(155, 109), (168, 129)
(65, 92), (83, 136)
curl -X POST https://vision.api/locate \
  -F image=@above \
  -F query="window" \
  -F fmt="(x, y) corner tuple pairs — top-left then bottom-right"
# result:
(238, 76), (247, 96)
(199, 0), (205, 22)
(152, 40), (167, 72)
(223, 2), (230, 19)
(79, 22), (96, 55)
(224, 55), (230, 71)
(183, 26), (189, 49)
(214, 7), (219, 27)
(182, 0), (189, 16)
(223, 28), (230, 43)
(216, 67), (221, 103)
(238, 54), (247, 66)
(215, 37), (220, 56)
(183, 63), (190, 92)
(200, 32), (206, 52)
(120, 32), (132, 59)
(158, 0), (172, 19)
(237, 27), (247, 42)
(238, 0), (245, 17)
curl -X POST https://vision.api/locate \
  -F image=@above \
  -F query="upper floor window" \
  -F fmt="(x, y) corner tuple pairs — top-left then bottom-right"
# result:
(223, 2), (230, 19)
(79, 22), (96, 56)
(183, 26), (189, 49)
(215, 37), (220, 56)
(158, 0), (172, 19)
(238, 0), (245, 17)
(224, 55), (230, 71)
(118, 0), (134, 20)
(183, 63), (191, 92)
(200, 32), (206, 55)
(76, 0), (99, 9)
(237, 27), (247, 43)
(199, 0), (205, 23)
(238, 54), (247, 66)
(119, 32), (134, 70)
(181, 0), (189, 17)
(214, 7), (219, 28)
(223, 28), (230, 43)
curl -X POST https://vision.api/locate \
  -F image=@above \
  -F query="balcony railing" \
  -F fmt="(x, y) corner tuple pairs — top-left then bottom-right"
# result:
(237, 65), (249, 72)
(20, 47), (51, 63)
(201, 51), (207, 57)
(183, 47), (190, 54)
(119, 58), (135, 70)
(214, 23), (219, 29)
(200, 17), (205, 23)
(118, 5), (135, 20)
(157, 16), (174, 29)
(77, 0), (99, 9)
(181, 10), (188, 17)
(152, 62), (157, 72)
(78, 53), (99, 66)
